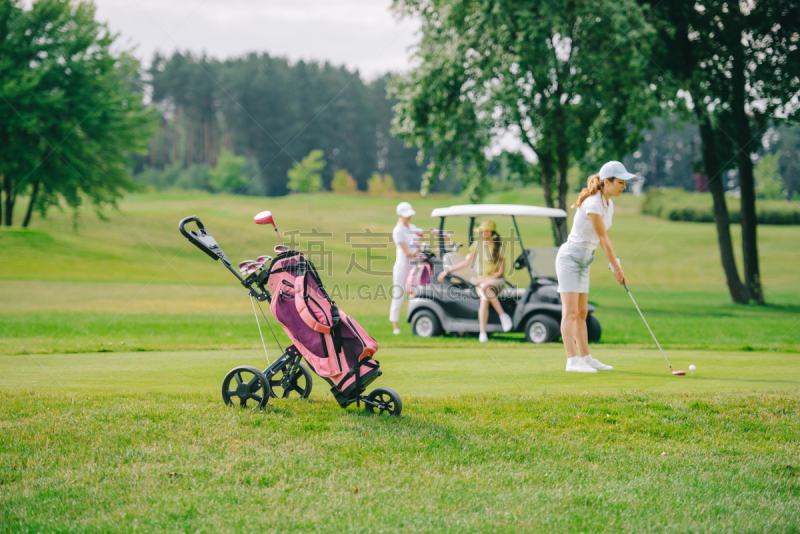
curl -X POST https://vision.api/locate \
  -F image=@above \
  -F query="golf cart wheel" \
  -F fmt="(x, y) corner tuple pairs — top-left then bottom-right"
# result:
(587, 315), (602, 343)
(412, 310), (442, 338)
(268, 363), (313, 399)
(525, 314), (560, 344)
(221, 366), (271, 410)
(365, 387), (402, 416)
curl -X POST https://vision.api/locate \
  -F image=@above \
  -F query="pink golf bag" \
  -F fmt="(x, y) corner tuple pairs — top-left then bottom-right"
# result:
(266, 251), (383, 405)
(406, 258), (432, 298)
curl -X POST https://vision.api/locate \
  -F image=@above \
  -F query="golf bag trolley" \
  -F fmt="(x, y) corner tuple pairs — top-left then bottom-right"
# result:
(178, 211), (402, 416)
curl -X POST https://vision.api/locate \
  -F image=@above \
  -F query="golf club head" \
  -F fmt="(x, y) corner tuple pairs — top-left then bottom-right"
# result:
(239, 260), (256, 276)
(256, 255), (272, 264)
(672, 370), (686, 375)
(254, 210), (275, 227)
(247, 263), (260, 274)
(274, 245), (290, 253)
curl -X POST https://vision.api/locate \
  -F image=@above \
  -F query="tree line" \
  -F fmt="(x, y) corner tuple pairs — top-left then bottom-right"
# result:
(140, 52), (426, 196)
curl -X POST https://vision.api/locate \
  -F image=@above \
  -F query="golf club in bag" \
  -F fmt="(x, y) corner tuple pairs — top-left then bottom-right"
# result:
(609, 259), (685, 376)
(178, 211), (403, 415)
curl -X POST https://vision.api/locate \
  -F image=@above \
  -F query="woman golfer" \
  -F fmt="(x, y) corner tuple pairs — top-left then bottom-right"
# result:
(437, 220), (512, 342)
(390, 202), (419, 335)
(556, 161), (632, 373)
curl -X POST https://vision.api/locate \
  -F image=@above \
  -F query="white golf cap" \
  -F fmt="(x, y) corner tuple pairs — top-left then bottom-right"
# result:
(396, 201), (415, 217)
(599, 161), (636, 181)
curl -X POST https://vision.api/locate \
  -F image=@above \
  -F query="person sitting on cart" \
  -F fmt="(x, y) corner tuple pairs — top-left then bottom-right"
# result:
(437, 220), (513, 342)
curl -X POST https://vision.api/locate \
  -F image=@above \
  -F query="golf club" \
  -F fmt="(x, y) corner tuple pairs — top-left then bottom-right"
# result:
(609, 260), (685, 376)
(254, 210), (284, 246)
(239, 260), (257, 276)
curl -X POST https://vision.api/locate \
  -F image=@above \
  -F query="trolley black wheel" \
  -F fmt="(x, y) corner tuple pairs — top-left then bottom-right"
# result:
(267, 362), (313, 399)
(365, 387), (402, 416)
(221, 366), (271, 410)
(524, 314), (560, 344)
(586, 314), (602, 343)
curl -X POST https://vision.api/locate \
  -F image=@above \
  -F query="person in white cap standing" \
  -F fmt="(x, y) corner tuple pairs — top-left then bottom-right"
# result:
(390, 202), (417, 334)
(555, 161), (633, 373)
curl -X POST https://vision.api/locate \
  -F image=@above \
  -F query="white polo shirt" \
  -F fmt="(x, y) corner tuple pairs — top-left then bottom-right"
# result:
(393, 221), (412, 267)
(567, 191), (613, 251)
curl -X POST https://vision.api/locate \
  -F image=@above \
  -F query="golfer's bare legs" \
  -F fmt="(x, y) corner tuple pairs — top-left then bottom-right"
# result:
(575, 293), (590, 357)
(478, 297), (489, 334)
(477, 281), (504, 334)
(561, 293), (589, 358)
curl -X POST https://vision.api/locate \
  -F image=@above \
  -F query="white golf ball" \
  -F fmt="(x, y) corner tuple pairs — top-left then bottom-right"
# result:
(689, 365), (696, 372)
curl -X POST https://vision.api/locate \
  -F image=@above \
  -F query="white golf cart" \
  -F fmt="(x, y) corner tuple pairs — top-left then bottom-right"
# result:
(406, 204), (602, 343)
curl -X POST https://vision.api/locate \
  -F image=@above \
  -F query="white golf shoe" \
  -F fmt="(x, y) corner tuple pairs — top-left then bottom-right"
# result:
(479, 332), (488, 343)
(393, 329), (401, 335)
(566, 357), (598, 373)
(581, 355), (613, 371)
(499, 313), (513, 332)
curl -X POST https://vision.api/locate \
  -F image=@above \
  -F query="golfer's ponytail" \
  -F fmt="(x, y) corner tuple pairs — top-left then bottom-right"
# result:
(572, 174), (603, 208)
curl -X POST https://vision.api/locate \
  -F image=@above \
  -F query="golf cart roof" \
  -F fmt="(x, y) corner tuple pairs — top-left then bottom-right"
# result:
(430, 204), (567, 218)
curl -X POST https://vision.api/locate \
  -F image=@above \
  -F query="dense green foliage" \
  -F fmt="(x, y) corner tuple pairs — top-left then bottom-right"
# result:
(391, 0), (655, 240)
(144, 55), (426, 195)
(642, 189), (800, 225)
(0, 0), (155, 227)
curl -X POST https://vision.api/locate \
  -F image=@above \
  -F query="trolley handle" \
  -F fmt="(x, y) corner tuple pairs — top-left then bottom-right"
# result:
(179, 215), (204, 240)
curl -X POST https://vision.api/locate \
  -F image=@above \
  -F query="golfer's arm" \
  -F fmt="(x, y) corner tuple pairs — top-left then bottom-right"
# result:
(399, 242), (414, 258)
(446, 252), (472, 273)
(588, 213), (621, 272)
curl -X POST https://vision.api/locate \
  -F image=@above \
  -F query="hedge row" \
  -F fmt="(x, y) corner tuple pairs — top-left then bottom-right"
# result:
(641, 189), (800, 225)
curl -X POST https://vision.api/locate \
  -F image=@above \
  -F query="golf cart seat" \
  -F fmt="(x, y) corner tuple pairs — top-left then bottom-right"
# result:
(515, 247), (559, 281)
(444, 250), (526, 298)
(442, 252), (477, 281)
(499, 286), (527, 298)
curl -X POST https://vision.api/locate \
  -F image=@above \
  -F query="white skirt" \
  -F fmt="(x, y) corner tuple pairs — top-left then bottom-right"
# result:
(555, 243), (595, 294)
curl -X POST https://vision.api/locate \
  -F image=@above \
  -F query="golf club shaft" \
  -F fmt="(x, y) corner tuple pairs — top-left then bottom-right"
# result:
(273, 225), (284, 245)
(623, 282), (673, 370)
(250, 295), (271, 365)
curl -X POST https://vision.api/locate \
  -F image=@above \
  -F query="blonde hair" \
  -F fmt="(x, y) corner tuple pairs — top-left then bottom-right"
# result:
(572, 174), (615, 208)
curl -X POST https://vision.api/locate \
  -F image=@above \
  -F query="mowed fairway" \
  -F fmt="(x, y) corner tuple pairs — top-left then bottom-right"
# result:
(1, 189), (799, 532)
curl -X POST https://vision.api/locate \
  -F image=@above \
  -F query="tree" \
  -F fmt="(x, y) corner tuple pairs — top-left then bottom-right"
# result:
(287, 149), (324, 193)
(209, 149), (247, 193)
(0, 0), (155, 227)
(331, 169), (358, 194)
(646, 0), (800, 304)
(391, 0), (653, 242)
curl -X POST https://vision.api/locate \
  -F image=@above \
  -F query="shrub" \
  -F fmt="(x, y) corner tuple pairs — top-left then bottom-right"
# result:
(367, 173), (396, 196)
(331, 169), (358, 194)
(641, 188), (800, 225)
(755, 153), (784, 200)
(134, 163), (212, 191)
(209, 149), (247, 193)
(287, 150), (325, 193)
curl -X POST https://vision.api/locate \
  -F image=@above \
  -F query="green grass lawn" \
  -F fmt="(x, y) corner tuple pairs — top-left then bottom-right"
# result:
(2, 188), (799, 532)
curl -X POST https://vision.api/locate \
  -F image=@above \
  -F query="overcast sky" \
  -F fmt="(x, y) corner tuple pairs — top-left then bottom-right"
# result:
(94, 0), (419, 79)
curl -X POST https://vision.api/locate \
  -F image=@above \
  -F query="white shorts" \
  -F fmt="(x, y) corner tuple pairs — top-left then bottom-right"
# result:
(555, 243), (594, 294)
